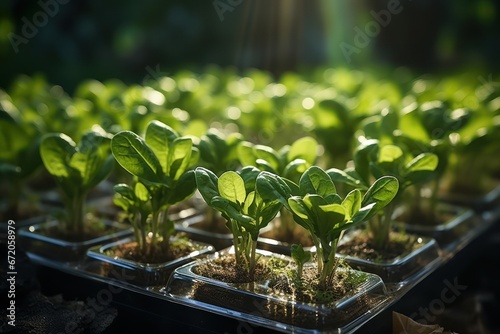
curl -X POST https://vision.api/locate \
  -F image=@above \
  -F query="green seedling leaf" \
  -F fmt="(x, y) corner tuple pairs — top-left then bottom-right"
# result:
(403, 153), (439, 186)
(283, 158), (308, 179)
(170, 170), (197, 204)
(134, 182), (150, 201)
(168, 137), (193, 180)
(404, 153), (439, 173)
(40, 133), (76, 179)
(111, 131), (162, 184)
(211, 196), (253, 224)
(291, 244), (312, 265)
(255, 158), (275, 172)
(354, 139), (379, 184)
(145, 121), (178, 174)
(299, 166), (336, 197)
(239, 166), (260, 193)
(195, 167), (220, 203)
(253, 145), (280, 171)
(218, 171), (246, 205)
(378, 145), (403, 164)
(326, 167), (365, 189)
(361, 176), (399, 219)
(341, 189), (361, 220)
(287, 136), (318, 165)
(317, 203), (345, 238)
(256, 171), (293, 207)
(237, 141), (255, 167)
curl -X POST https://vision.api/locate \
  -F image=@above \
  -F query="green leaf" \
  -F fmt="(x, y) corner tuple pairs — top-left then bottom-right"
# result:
(317, 203), (345, 238)
(288, 136), (318, 165)
(239, 166), (260, 193)
(291, 244), (312, 265)
(378, 145), (404, 164)
(354, 139), (379, 184)
(85, 154), (114, 191)
(168, 137), (193, 180)
(145, 121), (178, 174)
(134, 182), (150, 202)
(361, 176), (399, 219)
(111, 131), (163, 183)
(170, 170), (197, 204)
(218, 171), (246, 205)
(283, 158), (308, 180)
(326, 167), (366, 189)
(341, 189), (361, 220)
(211, 196), (253, 224)
(403, 153), (439, 186)
(404, 153), (439, 173)
(299, 166), (336, 197)
(194, 167), (219, 204)
(40, 133), (76, 179)
(237, 141), (256, 167)
(254, 145), (280, 171)
(256, 171), (293, 207)
(351, 203), (375, 225)
(288, 196), (310, 221)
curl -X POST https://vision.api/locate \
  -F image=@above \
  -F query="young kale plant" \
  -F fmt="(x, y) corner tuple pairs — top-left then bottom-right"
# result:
(111, 120), (199, 258)
(197, 128), (244, 228)
(238, 137), (319, 242)
(258, 166), (399, 289)
(327, 139), (438, 251)
(195, 166), (282, 279)
(39, 129), (114, 236)
(112, 182), (152, 255)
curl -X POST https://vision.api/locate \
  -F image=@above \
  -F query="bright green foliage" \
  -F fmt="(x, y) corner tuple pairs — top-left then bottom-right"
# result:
(291, 244), (312, 280)
(259, 166), (399, 289)
(198, 128), (243, 175)
(237, 136), (318, 183)
(327, 140), (438, 250)
(111, 120), (199, 257)
(195, 166), (282, 279)
(40, 129), (114, 234)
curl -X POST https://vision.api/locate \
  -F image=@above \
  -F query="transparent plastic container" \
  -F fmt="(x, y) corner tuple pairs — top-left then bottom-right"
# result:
(167, 248), (388, 332)
(440, 184), (500, 212)
(175, 214), (234, 250)
(18, 219), (132, 263)
(87, 236), (215, 287)
(337, 231), (442, 287)
(395, 204), (479, 250)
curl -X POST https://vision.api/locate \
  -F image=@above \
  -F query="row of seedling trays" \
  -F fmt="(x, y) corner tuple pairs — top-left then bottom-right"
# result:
(14, 119), (500, 333)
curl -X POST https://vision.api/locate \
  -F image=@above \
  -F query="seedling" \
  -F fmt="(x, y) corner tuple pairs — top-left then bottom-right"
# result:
(197, 129), (244, 228)
(259, 166), (399, 289)
(238, 137), (319, 242)
(195, 166), (282, 279)
(39, 129), (114, 235)
(290, 244), (311, 280)
(111, 120), (199, 258)
(327, 140), (438, 250)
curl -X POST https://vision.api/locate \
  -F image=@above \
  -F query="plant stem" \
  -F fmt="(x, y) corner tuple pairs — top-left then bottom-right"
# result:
(160, 207), (173, 253)
(230, 219), (242, 265)
(68, 192), (85, 236)
(249, 238), (258, 280)
(150, 210), (160, 258)
(374, 202), (394, 251)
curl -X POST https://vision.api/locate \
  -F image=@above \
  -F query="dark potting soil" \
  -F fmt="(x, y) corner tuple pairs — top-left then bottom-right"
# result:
(190, 256), (384, 329)
(109, 239), (197, 264)
(38, 220), (120, 242)
(337, 231), (423, 262)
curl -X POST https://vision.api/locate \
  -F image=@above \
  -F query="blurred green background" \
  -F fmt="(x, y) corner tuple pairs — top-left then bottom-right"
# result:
(0, 0), (499, 91)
